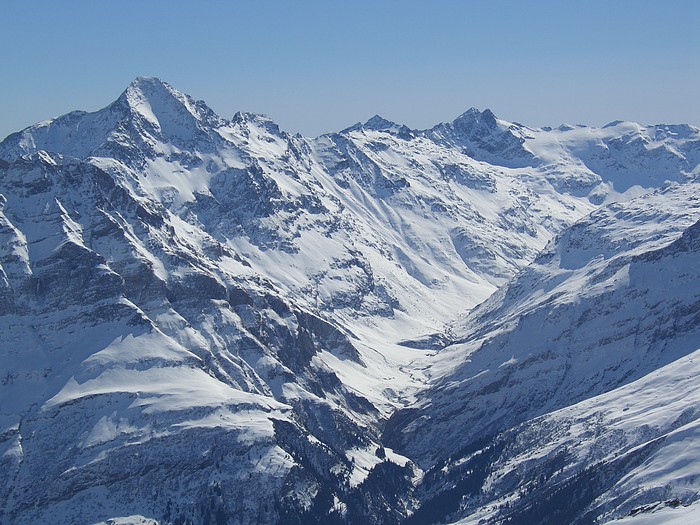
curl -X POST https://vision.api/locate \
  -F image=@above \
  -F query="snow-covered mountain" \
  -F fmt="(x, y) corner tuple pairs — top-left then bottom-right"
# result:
(385, 183), (700, 524)
(1, 77), (699, 524)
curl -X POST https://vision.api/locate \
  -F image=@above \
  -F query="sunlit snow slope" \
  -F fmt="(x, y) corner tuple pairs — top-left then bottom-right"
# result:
(387, 185), (700, 525)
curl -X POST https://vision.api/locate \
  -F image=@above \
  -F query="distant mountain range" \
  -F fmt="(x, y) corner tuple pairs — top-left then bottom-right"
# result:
(1, 77), (699, 524)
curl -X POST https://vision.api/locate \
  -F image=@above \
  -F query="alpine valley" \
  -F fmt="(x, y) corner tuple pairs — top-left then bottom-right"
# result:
(1, 77), (699, 525)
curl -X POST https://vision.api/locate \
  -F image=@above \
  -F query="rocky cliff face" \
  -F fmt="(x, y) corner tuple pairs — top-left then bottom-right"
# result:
(1, 78), (699, 524)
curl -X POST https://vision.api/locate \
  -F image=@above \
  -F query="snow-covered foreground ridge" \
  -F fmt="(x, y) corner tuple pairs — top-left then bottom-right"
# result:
(0, 77), (699, 524)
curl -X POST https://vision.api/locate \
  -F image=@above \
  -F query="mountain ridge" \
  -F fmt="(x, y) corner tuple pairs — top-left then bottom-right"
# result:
(1, 77), (699, 524)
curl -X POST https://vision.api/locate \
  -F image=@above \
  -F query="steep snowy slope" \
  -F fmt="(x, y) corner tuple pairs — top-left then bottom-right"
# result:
(1, 77), (699, 524)
(408, 337), (700, 525)
(0, 78), (611, 413)
(309, 116), (596, 329)
(386, 184), (700, 524)
(0, 151), (417, 524)
(8, 78), (695, 344)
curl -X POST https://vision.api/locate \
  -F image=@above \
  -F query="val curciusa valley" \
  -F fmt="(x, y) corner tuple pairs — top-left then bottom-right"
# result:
(1, 78), (699, 525)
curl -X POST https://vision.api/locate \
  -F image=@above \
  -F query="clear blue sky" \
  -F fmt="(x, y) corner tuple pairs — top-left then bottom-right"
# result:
(1, 1), (698, 139)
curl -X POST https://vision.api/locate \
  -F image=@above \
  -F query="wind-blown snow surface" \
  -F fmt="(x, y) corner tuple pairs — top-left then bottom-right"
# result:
(0, 77), (699, 524)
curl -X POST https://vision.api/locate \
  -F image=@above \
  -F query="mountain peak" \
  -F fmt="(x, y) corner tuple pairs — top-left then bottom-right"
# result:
(363, 114), (398, 131)
(453, 107), (498, 128)
(120, 76), (184, 109)
(232, 111), (275, 125)
(119, 76), (191, 117)
(339, 114), (414, 138)
(231, 111), (283, 136)
(115, 77), (221, 139)
(127, 75), (172, 91)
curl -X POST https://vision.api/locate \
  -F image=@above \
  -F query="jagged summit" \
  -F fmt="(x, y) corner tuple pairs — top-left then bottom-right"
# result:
(363, 114), (399, 131)
(339, 114), (414, 137)
(231, 110), (284, 136)
(119, 76), (213, 118)
(0, 77), (230, 163)
(121, 76), (173, 97)
(451, 106), (498, 128)
(126, 75), (173, 92)
(114, 76), (222, 139)
(117, 76), (183, 116)
(426, 106), (538, 168)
